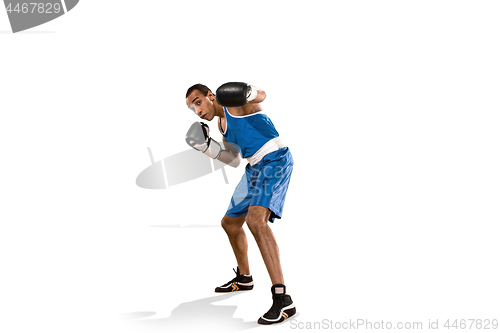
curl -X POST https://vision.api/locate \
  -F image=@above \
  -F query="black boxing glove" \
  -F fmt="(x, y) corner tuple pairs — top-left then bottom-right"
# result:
(215, 82), (258, 107)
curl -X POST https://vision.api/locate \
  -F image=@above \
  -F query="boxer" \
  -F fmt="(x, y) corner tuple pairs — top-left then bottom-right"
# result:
(185, 82), (295, 325)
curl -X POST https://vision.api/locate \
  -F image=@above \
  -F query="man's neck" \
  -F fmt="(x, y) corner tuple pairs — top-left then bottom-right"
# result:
(214, 103), (225, 118)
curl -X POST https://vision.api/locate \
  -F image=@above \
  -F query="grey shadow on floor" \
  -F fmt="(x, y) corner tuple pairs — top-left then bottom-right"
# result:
(122, 292), (259, 332)
(0, 31), (56, 34)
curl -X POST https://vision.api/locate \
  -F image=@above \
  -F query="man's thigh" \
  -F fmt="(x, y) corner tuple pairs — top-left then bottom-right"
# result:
(247, 205), (272, 226)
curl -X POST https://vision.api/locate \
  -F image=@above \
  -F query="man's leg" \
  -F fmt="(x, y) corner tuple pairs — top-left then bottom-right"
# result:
(246, 205), (295, 325)
(221, 214), (250, 275)
(245, 205), (284, 285)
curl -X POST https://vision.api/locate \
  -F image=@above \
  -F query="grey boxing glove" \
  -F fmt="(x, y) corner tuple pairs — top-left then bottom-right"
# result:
(185, 122), (222, 159)
(216, 82), (258, 107)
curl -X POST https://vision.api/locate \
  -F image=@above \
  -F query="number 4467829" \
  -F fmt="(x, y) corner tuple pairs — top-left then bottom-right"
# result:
(5, 3), (62, 14)
(444, 319), (498, 330)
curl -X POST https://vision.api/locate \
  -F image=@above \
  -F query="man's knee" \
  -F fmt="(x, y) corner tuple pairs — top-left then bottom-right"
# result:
(246, 206), (271, 235)
(221, 215), (231, 231)
(246, 214), (267, 236)
(221, 215), (244, 234)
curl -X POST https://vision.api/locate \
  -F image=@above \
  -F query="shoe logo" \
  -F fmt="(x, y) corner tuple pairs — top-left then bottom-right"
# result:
(282, 311), (289, 320)
(231, 283), (239, 292)
(3, 1), (79, 33)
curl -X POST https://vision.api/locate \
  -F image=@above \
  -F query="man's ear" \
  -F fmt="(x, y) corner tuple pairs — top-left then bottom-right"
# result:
(207, 91), (216, 101)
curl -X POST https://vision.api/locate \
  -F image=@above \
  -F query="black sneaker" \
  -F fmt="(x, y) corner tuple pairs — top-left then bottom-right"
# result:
(258, 284), (296, 325)
(214, 267), (254, 293)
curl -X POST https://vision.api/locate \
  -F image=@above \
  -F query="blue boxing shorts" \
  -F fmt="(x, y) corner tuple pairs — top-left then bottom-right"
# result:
(226, 147), (294, 222)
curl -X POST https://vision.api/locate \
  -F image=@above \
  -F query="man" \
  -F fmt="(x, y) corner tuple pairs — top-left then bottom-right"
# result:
(184, 82), (295, 325)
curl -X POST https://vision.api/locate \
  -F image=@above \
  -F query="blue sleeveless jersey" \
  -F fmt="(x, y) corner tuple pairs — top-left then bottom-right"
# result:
(220, 107), (279, 158)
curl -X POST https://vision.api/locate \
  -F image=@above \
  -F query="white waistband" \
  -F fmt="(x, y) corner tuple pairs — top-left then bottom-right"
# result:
(247, 137), (287, 166)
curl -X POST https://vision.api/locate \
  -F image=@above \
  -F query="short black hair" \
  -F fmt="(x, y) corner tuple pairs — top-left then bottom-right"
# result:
(186, 83), (212, 98)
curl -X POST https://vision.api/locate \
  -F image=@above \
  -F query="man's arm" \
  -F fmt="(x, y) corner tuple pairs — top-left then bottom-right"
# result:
(217, 137), (241, 168)
(186, 122), (241, 167)
(248, 87), (266, 104)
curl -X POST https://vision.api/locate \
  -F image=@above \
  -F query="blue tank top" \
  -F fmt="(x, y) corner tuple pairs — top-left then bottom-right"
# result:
(219, 107), (279, 158)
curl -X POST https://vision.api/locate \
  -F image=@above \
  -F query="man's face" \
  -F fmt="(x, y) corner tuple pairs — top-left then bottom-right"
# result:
(186, 90), (216, 121)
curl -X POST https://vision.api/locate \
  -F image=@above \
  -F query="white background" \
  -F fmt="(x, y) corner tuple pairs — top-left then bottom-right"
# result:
(1, 1), (499, 332)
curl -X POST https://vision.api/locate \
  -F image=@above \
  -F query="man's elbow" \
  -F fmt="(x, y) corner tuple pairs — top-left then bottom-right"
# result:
(229, 155), (242, 168)
(258, 90), (266, 103)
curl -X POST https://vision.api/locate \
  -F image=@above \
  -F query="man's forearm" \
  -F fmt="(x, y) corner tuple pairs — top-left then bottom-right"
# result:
(217, 150), (241, 168)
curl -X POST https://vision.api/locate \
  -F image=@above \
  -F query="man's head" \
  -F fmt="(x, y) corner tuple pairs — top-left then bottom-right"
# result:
(186, 83), (217, 121)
